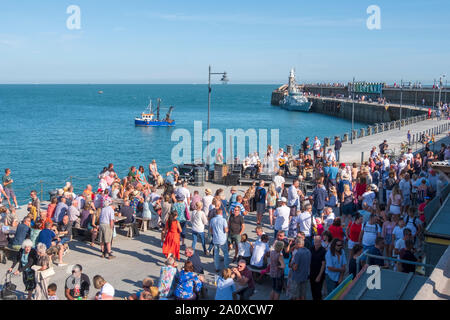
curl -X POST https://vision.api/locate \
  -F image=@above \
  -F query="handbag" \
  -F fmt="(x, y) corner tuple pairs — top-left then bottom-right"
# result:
(39, 267), (55, 279)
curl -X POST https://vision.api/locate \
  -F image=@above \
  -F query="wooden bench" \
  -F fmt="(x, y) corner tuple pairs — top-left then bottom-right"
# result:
(135, 217), (151, 232)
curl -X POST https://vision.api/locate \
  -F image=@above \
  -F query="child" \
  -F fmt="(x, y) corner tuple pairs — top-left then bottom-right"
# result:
(315, 217), (324, 236)
(237, 234), (252, 265)
(47, 283), (58, 300)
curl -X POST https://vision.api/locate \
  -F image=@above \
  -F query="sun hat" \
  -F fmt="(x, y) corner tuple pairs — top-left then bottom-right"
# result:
(280, 197), (287, 203)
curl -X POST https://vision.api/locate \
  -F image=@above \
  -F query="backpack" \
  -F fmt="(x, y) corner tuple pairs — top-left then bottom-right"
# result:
(405, 216), (418, 230)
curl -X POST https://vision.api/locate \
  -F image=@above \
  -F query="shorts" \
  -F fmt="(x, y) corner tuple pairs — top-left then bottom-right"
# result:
(267, 206), (276, 210)
(271, 276), (284, 294)
(402, 196), (411, 206)
(5, 188), (15, 199)
(228, 233), (241, 245)
(347, 239), (359, 250)
(389, 204), (401, 215)
(256, 203), (266, 215)
(384, 233), (393, 245)
(287, 278), (307, 299)
(99, 224), (113, 243)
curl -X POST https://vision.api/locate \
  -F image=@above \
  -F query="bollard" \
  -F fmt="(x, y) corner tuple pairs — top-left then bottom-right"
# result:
(360, 128), (365, 138)
(324, 137), (330, 147)
(361, 152), (364, 164)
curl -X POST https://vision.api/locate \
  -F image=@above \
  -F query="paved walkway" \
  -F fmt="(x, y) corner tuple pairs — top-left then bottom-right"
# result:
(0, 183), (314, 300)
(339, 118), (450, 164)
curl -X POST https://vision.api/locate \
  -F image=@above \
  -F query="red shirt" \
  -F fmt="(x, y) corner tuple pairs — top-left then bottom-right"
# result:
(328, 225), (344, 241)
(47, 204), (56, 219)
(347, 221), (362, 242)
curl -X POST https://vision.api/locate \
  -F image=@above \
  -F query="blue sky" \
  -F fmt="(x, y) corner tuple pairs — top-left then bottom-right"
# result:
(0, 0), (449, 84)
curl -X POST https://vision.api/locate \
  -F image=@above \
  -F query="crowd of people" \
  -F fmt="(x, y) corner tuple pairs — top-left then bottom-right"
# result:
(1, 127), (449, 300)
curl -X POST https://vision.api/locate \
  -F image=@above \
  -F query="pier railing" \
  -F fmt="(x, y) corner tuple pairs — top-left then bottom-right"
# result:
(330, 114), (448, 148)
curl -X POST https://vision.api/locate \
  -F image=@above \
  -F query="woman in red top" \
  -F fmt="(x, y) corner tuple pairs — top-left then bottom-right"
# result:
(46, 197), (58, 219)
(355, 176), (367, 207)
(162, 211), (182, 260)
(328, 217), (344, 241)
(346, 213), (363, 249)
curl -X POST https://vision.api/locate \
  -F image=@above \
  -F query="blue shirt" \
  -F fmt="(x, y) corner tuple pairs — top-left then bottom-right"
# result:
(229, 193), (237, 205)
(11, 223), (31, 247)
(229, 202), (245, 215)
(256, 187), (266, 204)
(292, 247), (311, 283)
(215, 278), (235, 300)
(312, 187), (327, 210)
(328, 167), (339, 180)
(325, 249), (347, 282)
(36, 229), (56, 249)
(367, 247), (385, 267)
(53, 202), (68, 223)
(210, 215), (228, 245)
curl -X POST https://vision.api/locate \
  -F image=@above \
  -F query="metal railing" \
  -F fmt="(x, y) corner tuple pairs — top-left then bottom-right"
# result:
(355, 250), (434, 275)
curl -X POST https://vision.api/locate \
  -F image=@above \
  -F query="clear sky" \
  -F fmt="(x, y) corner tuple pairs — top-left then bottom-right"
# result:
(0, 0), (449, 84)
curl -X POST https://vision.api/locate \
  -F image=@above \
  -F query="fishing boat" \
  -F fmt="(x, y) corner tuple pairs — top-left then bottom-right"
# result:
(279, 69), (312, 112)
(134, 99), (176, 127)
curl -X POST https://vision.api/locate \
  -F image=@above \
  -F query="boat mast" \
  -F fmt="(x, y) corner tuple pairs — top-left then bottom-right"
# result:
(149, 99), (153, 114)
(157, 98), (161, 120)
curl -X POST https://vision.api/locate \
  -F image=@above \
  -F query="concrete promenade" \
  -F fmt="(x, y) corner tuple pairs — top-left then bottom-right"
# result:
(339, 118), (450, 164)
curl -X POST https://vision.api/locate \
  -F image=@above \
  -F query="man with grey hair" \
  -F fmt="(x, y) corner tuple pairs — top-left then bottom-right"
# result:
(288, 237), (311, 300)
(68, 199), (80, 228)
(99, 199), (116, 259)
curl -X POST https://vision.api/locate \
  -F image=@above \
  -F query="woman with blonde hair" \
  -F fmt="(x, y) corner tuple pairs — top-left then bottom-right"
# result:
(266, 183), (278, 228)
(341, 184), (355, 219)
(191, 201), (208, 254)
(93, 275), (115, 300)
(215, 268), (235, 300)
(387, 185), (403, 215)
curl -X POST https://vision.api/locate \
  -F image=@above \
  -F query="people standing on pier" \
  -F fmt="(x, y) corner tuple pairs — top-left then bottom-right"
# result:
(302, 137), (311, 155)
(334, 136), (342, 162)
(2, 168), (19, 209)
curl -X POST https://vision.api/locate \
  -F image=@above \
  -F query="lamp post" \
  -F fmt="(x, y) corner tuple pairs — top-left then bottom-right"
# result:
(445, 79), (448, 105)
(399, 79), (403, 130)
(438, 74), (445, 110)
(351, 77), (355, 144)
(207, 65), (228, 165)
(432, 79), (436, 109)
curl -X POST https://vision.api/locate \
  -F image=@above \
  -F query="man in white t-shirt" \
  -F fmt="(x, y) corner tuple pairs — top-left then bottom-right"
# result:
(382, 154), (390, 173)
(359, 214), (381, 261)
(273, 170), (285, 196)
(296, 204), (316, 240)
(313, 136), (321, 160)
(322, 207), (335, 229)
(404, 148), (414, 162)
(393, 228), (412, 259)
(273, 197), (290, 237)
(250, 234), (270, 269)
(176, 181), (191, 207)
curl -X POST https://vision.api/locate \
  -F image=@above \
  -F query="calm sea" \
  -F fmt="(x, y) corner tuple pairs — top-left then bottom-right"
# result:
(0, 84), (364, 203)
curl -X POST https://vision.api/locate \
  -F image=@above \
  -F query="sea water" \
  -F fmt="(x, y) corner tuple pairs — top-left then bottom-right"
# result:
(0, 84), (365, 202)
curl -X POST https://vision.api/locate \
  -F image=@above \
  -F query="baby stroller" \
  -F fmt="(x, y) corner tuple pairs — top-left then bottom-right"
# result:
(0, 271), (18, 300)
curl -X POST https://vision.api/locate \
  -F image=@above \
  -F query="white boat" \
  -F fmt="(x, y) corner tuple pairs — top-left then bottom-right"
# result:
(279, 69), (312, 112)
